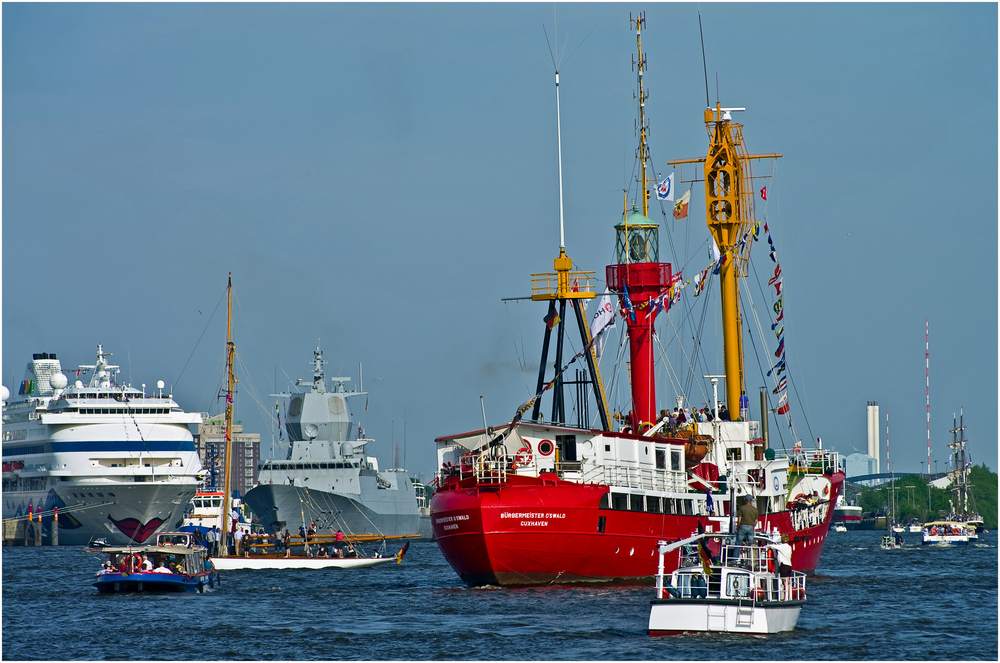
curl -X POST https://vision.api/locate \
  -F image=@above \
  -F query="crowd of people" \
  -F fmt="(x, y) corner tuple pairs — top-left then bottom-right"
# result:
(659, 404), (733, 433)
(188, 521), (372, 560)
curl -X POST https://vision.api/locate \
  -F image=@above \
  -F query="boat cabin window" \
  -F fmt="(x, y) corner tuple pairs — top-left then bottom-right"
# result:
(630, 494), (644, 511)
(671, 450), (682, 471)
(655, 448), (666, 470)
(727, 572), (752, 598)
(612, 493), (629, 511)
(647, 496), (662, 514)
(726, 448), (742, 461)
(556, 435), (577, 462)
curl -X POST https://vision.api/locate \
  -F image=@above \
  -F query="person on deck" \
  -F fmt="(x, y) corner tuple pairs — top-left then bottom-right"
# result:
(735, 495), (758, 548)
(334, 529), (345, 553)
(206, 526), (218, 556)
(234, 527), (245, 557)
(718, 405), (731, 421)
(773, 534), (793, 576)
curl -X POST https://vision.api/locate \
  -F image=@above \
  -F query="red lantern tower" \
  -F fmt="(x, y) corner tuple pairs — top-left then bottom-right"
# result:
(606, 14), (672, 432)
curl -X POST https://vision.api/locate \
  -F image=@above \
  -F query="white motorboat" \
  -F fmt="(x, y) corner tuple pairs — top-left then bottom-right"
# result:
(648, 532), (805, 635)
(922, 521), (972, 546)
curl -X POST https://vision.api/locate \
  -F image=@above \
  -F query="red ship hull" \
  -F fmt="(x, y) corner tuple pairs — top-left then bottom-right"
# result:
(432, 471), (844, 586)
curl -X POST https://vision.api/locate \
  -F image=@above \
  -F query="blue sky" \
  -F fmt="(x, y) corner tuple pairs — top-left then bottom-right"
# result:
(3, 3), (997, 482)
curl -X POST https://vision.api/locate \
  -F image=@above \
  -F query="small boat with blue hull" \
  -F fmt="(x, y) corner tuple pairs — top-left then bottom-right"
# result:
(90, 532), (218, 593)
(648, 532), (806, 636)
(921, 520), (972, 546)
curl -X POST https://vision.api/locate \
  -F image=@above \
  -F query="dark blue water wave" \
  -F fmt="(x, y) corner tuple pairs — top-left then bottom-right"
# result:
(3, 530), (997, 660)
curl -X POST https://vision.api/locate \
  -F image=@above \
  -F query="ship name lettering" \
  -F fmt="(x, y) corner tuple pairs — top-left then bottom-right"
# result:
(520, 520), (548, 527)
(435, 514), (471, 525)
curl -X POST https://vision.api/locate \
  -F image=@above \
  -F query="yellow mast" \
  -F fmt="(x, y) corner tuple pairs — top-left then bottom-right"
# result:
(670, 105), (780, 418)
(220, 272), (237, 556)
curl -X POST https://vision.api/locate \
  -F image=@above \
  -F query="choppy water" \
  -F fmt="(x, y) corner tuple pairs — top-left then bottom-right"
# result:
(2, 530), (997, 660)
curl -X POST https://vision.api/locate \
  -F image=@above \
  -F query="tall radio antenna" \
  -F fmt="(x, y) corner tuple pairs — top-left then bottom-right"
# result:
(541, 17), (596, 250)
(698, 10), (711, 108)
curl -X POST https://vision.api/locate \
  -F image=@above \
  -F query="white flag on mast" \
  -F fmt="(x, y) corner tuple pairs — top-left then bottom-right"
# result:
(590, 290), (615, 358)
(655, 173), (674, 201)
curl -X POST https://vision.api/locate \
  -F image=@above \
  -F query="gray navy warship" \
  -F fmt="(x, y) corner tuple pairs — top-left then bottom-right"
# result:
(243, 348), (431, 539)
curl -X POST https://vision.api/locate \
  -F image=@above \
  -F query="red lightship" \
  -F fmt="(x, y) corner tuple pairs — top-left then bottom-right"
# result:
(431, 14), (843, 586)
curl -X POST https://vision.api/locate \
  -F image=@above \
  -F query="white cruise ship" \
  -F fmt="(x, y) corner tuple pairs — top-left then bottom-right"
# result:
(2, 346), (204, 545)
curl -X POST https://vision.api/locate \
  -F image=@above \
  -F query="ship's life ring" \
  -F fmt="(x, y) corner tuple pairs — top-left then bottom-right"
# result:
(823, 484), (829, 496)
(930, 527), (939, 536)
(767, 549), (775, 573)
(515, 445), (533, 466)
(130, 553), (143, 572)
(791, 586), (805, 601)
(773, 476), (780, 492)
(752, 586), (766, 602)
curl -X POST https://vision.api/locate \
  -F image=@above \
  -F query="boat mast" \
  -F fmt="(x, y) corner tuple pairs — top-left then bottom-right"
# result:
(949, 409), (968, 516)
(886, 406), (894, 527)
(529, 25), (610, 431)
(925, 318), (931, 476)
(220, 273), (237, 557)
(635, 16), (650, 218)
(605, 13), (672, 431)
(669, 108), (781, 417)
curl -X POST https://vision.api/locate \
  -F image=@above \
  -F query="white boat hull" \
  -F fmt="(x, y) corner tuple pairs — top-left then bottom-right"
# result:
(648, 599), (803, 635)
(4, 482), (197, 546)
(210, 555), (399, 570)
(922, 534), (970, 546)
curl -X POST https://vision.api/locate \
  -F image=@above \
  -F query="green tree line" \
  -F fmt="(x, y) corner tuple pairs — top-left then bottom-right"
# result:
(851, 464), (996, 529)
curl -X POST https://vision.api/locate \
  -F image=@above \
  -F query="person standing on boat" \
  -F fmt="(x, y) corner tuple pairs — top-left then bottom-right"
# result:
(234, 527), (245, 557)
(735, 495), (758, 548)
(773, 534), (793, 576)
(274, 528), (284, 555)
(206, 526), (218, 556)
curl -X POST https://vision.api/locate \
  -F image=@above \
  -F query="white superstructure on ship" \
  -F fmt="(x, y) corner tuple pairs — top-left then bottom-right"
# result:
(2, 346), (204, 545)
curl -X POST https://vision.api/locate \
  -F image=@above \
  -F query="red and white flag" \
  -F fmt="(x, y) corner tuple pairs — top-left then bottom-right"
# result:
(673, 189), (691, 219)
(776, 392), (790, 415)
(760, 186), (768, 201)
